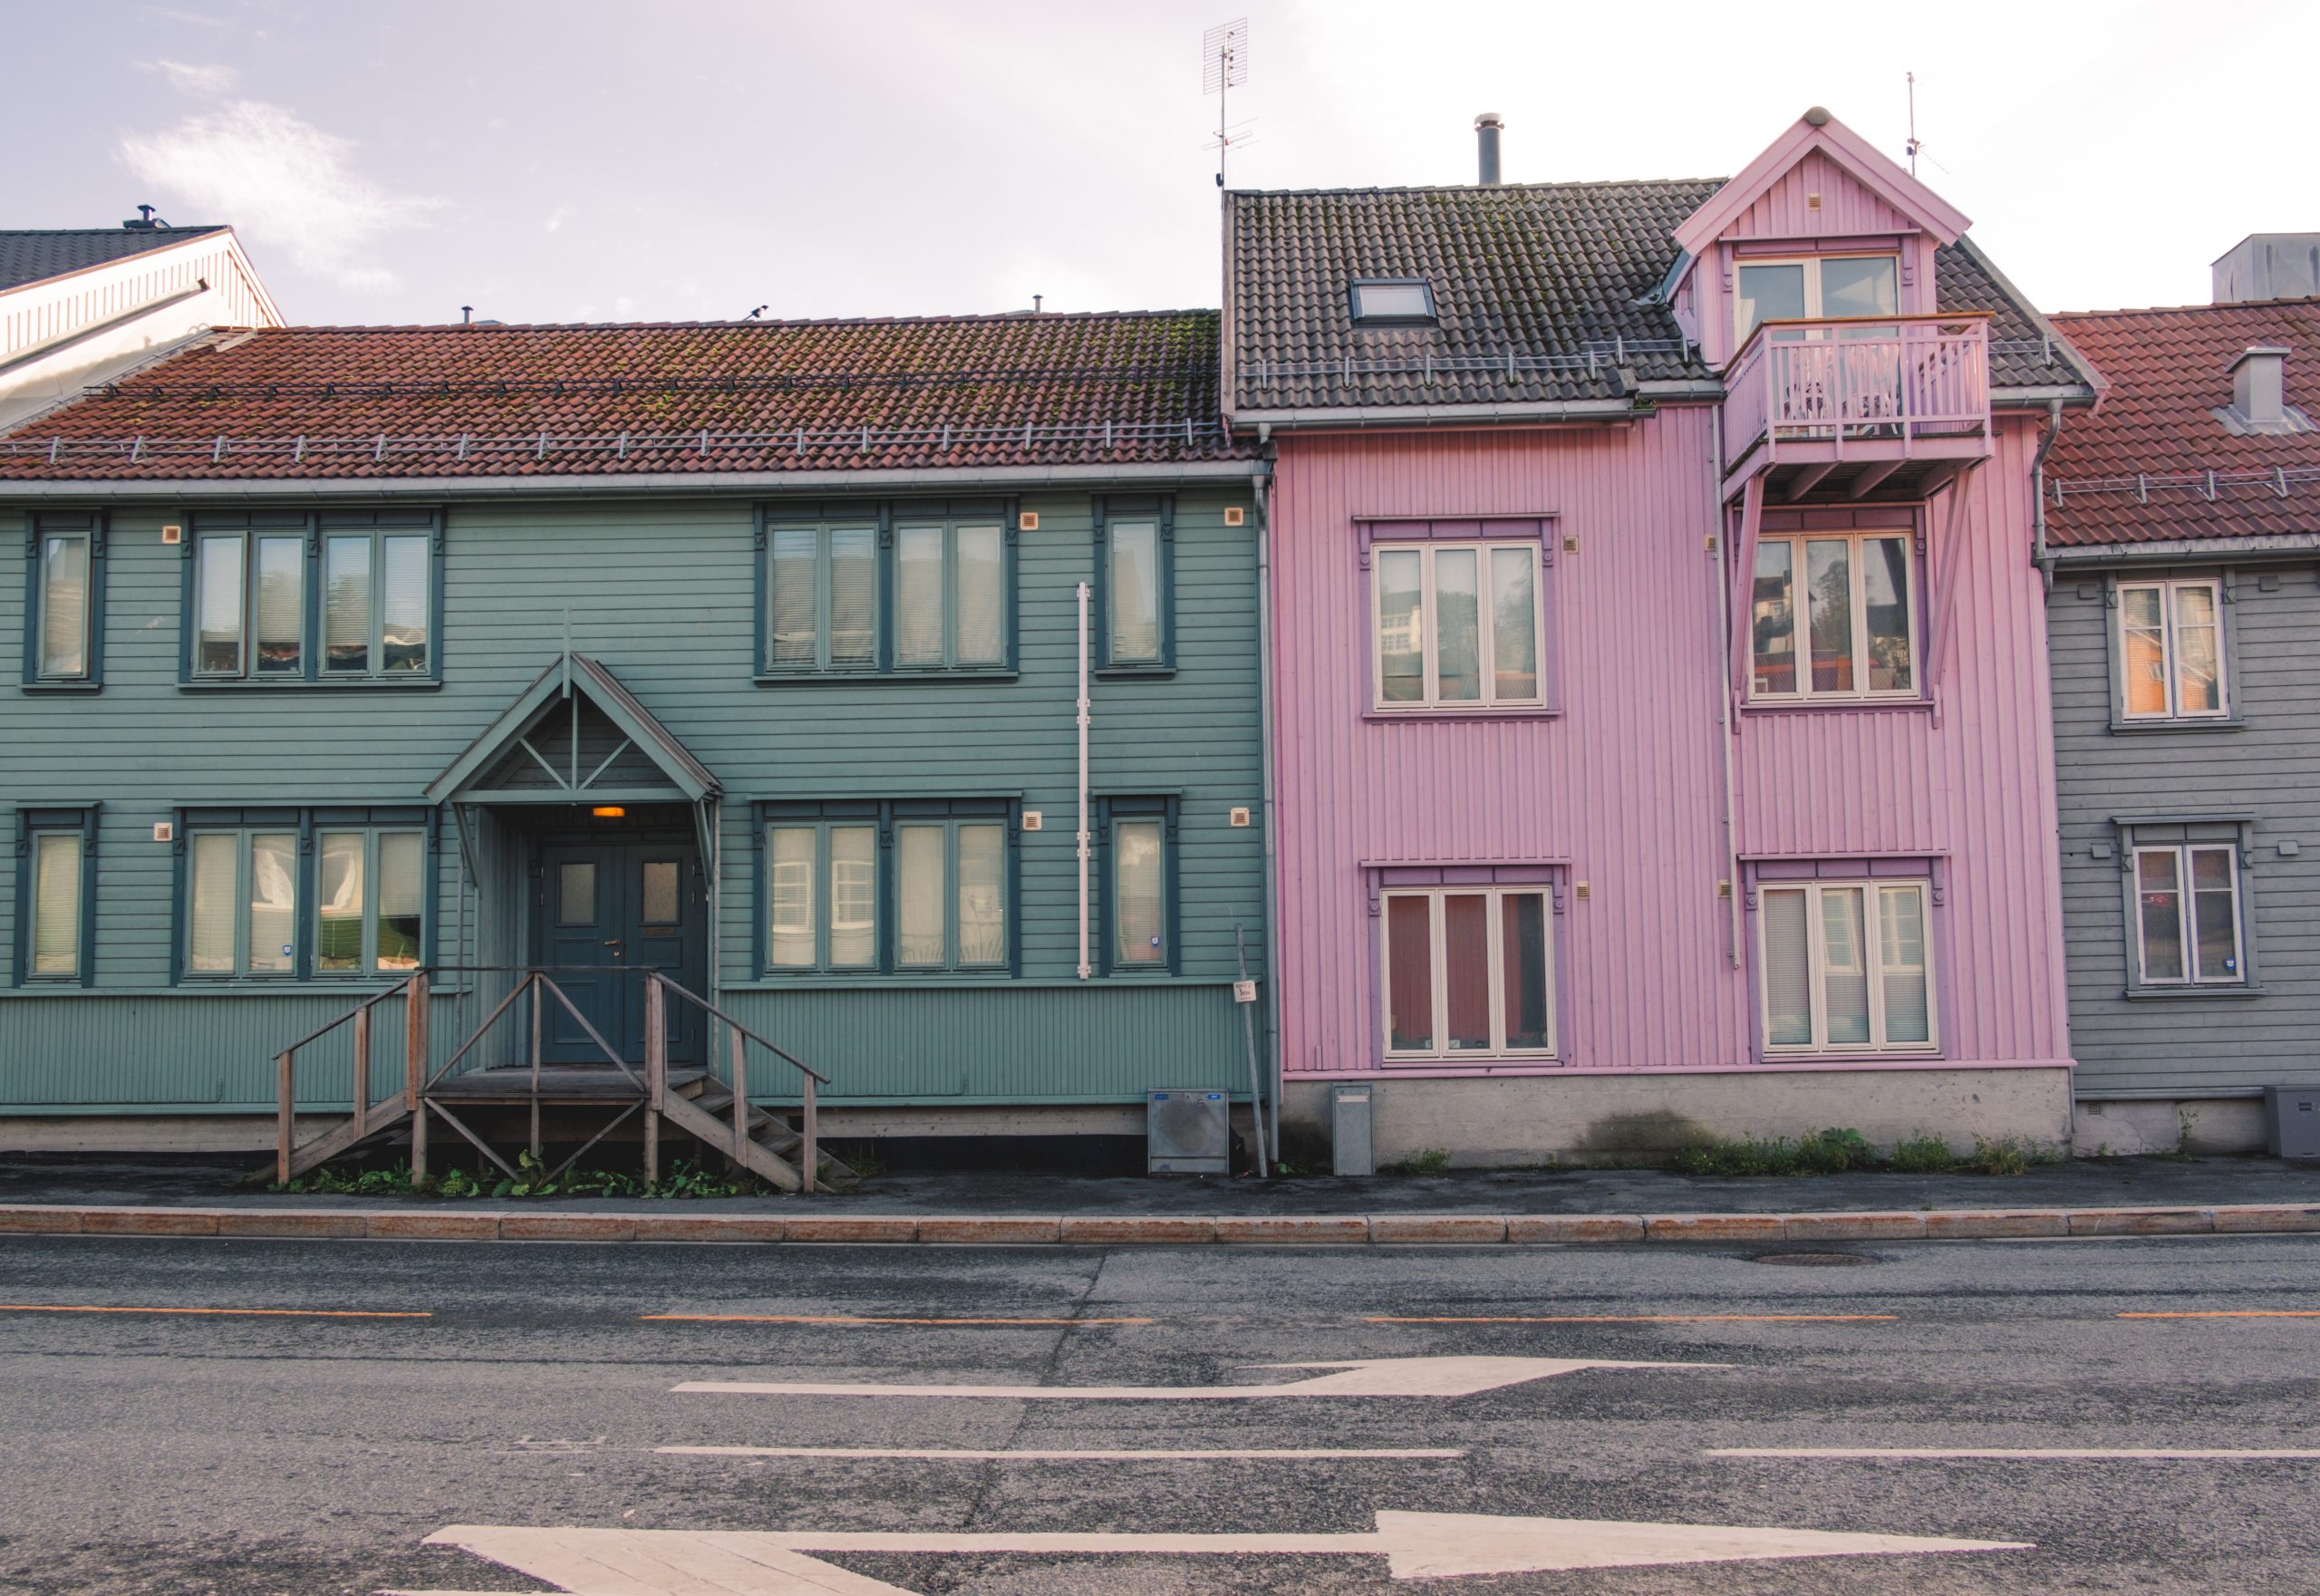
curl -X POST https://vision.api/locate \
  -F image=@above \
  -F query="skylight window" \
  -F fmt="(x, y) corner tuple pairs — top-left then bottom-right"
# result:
(1350, 280), (1436, 325)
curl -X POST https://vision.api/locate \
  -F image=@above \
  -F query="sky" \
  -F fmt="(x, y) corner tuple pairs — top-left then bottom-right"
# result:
(6, 0), (2313, 327)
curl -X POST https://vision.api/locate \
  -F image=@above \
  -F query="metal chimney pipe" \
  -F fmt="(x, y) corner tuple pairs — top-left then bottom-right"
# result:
(1475, 112), (1503, 185)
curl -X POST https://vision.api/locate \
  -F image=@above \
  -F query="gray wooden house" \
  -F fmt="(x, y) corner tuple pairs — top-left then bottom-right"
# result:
(2041, 279), (2320, 1154)
(0, 314), (1271, 1174)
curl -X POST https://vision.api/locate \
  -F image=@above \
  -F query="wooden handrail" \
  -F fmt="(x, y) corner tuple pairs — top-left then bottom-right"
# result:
(274, 976), (414, 1059)
(1726, 313), (1989, 378)
(652, 974), (831, 1085)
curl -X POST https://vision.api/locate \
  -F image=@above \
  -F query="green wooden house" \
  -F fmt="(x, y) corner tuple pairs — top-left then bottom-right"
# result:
(0, 314), (1271, 1169)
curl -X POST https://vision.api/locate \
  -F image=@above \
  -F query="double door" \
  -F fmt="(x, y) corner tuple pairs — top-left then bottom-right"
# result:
(535, 837), (706, 1066)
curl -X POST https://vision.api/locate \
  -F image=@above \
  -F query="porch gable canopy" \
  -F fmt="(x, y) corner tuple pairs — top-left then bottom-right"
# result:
(427, 652), (720, 807)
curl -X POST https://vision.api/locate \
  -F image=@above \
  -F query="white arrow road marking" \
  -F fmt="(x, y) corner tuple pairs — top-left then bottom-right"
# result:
(657, 1445), (1467, 1460)
(672, 1353), (1723, 1400)
(394, 1512), (2031, 1594)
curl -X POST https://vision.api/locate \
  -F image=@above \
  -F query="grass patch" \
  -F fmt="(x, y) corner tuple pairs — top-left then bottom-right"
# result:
(271, 1153), (762, 1200)
(1670, 1127), (1876, 1177)
(1884, 1133), (1958, 1174)
(1383, 1147), (1452, 1176)
(1962, 1134), (2062, 1177)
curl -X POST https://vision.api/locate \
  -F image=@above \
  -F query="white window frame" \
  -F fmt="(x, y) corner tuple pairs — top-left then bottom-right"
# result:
(1757, 878), (1938, 1055)
(1733, 253), (1902, 342)
(1379, 885), (1557, 1062)
(1749, 530), (1920, 702)
(2131, 843), (2246, 987)
(1370, 541), (1547, 711)
(2117, 577), (2229, 721)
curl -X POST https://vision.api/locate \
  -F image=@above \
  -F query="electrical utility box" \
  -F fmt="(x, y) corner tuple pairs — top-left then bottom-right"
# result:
(1332, 1083), (1374, 1176)
(1147, 1090), (1231, 1175)
(2267, 1086), (2320, 1158)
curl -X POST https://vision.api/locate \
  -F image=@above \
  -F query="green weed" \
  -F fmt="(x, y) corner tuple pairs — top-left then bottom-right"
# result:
(1884, 1134), (1957, 1174)
(1385, 1147), (1452, 1176)
(1671, 1127), (1877, 1177)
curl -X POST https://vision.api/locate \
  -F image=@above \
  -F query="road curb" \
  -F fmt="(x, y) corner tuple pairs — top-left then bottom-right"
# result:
(1, 1201), (2314, 1246)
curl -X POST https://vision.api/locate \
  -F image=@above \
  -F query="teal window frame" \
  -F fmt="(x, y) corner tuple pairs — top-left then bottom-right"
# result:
(754, 798), (1019, 977)
(1095, 795), (1179, 976)
(1093, 496), (1174, 673)
(755, 499), (1019, 681)
(172, 807), (435, 983)
(22, 512), (106, 691)
(179, 508), (444, 688)
(313, 826), (430, 979)
(13, 806), (99, 986)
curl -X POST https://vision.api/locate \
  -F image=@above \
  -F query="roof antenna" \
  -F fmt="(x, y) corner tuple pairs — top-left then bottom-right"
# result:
(1905, 71), (1922, 176)
(1203, 18), (1252, 189)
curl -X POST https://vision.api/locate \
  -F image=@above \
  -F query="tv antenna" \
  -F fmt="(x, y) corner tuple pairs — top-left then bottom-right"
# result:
(1905, 71), (1922, 176)
(1203, 17), (1252, 189)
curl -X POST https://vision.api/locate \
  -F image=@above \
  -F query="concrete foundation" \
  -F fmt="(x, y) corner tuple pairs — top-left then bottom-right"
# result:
(1281, 1069), (2074, 1168)
(2073, 1098), (2269, 1157)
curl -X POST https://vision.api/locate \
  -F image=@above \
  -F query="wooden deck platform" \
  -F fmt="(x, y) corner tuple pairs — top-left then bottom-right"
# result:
(427, 1065), (709, 1104)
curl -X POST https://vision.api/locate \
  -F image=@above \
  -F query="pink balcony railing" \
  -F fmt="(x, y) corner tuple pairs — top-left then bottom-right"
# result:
(1722, 314), (1991, 478)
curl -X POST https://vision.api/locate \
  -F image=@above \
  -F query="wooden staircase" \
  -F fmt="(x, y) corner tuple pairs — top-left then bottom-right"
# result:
(267, 968), (851, 1193)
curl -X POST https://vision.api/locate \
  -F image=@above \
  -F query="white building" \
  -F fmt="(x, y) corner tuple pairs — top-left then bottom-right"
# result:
(0, 221), (281, 432)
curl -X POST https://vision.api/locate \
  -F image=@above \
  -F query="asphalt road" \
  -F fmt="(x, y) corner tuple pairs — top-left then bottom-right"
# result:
(0, 1233), (2315, 1594)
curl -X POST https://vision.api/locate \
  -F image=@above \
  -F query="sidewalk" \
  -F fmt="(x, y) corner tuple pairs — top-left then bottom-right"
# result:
(3, 1154), (2316, 1245)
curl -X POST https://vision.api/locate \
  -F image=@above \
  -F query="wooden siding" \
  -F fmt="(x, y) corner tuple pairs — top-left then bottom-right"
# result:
(1267, 412), (2068, 1079)
(2050, 563), (2320, 1097)
(0, 488), (1265, 1112)
(1720, 150), (1917, 243)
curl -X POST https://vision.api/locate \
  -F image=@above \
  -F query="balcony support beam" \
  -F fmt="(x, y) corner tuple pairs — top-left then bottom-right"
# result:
(1781, 462), (1836, 501)
(1728, 474), (1765, 708)
(1847, 458), (1904, 499)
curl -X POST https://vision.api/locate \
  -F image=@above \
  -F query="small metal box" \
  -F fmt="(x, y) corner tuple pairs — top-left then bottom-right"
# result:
(1148, 1089), (1230, 1174)
(2267, 1086), (2320, 1159)
(1332, 1084), (1374, 1177)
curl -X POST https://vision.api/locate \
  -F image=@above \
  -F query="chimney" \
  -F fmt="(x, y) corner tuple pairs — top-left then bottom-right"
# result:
(2213, 234), (2320, 303)
(2230, 345), (2290, 429)
(1474, 112), (1503, 186)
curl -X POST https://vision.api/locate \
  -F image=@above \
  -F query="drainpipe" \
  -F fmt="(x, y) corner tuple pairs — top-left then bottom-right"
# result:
(1710, 407), (1742, 971)
(1252, 459), (1282, 1162)
(1076, 582), (1092, 981)
(2031, 399), (2065, 591)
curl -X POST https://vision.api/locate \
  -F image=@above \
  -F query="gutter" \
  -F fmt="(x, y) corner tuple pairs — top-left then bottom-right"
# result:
(0, 459), (1262, 504)
(2030, 399), (2066, 590)
(2046, 531), (2320, 566)
(1228, 397), (1645, 429)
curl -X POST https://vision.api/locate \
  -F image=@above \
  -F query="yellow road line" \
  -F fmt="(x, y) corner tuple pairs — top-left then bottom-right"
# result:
(1366, 1313), (1898, 1324)
(641, 1313), (1155, 1326)
(0, 1303), (430, 1319)
(2117, 1310), (2320, 1320)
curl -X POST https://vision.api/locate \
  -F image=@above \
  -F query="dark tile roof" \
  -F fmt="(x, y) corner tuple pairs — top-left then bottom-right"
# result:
(0, 227), (227, 293)
(1224, 181), (2094, 413)
(0, 312), (1249, 481)
(2043, 300), (2320, 547)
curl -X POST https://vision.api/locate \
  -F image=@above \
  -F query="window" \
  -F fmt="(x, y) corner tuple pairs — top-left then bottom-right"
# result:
(314, 828), (426, 976)
(1350, 279), (1437, 325)
(186, 510), (439, 683)
(1734, 255), (1900, 340)
(1381, 886), (1555, 1060)
(2118, 578), (2227, 721)
(26, 514), (104, 686)
(1759, 880), (1934, 1053)
(1096, 498), (1174, 670)
(759, 799), (1014, 975)
(1098, 797), (1177, 973)
(179, 810), (430, 980)
(1373, 541), (1544, 710)
(2132, 843), (2244, 987)
(15, 808), (96, 984)
(760, 503), (1013, 676)
(1751, 531), (1916, 699)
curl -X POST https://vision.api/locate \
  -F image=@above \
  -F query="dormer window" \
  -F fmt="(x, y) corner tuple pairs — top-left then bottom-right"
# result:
(1735, 255), (1898, 340)
(1350, 279), (1436, 326)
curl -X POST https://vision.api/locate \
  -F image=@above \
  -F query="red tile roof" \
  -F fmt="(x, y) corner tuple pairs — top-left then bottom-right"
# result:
(0, 312), (1246, 481)
(2044, 301), (2320, 546)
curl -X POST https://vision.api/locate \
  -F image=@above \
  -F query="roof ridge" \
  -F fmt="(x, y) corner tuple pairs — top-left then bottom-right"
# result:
(0, 225), (227, 237)
(2054, 296), (2320, 322)
(240, 309), (1221, 335)
(1227, 177), (1727, 198)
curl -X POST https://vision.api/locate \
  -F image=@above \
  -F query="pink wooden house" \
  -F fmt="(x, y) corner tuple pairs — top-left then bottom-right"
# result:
(1223, 110), (2103, 1165)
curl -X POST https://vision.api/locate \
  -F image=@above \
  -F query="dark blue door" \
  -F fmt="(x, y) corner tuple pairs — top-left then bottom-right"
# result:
(536, 838), (706, 1066)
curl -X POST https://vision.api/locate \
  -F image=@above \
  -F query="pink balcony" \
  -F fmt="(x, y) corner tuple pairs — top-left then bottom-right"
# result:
(1720, 314), (1993, 502)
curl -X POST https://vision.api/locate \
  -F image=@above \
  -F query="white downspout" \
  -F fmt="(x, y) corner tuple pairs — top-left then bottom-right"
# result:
(1711, 407), (1742, 971)
(1076, 581), (1092, 981)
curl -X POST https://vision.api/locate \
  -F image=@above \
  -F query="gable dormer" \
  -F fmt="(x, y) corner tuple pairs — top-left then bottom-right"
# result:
(1668, 107), (1970, 370)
